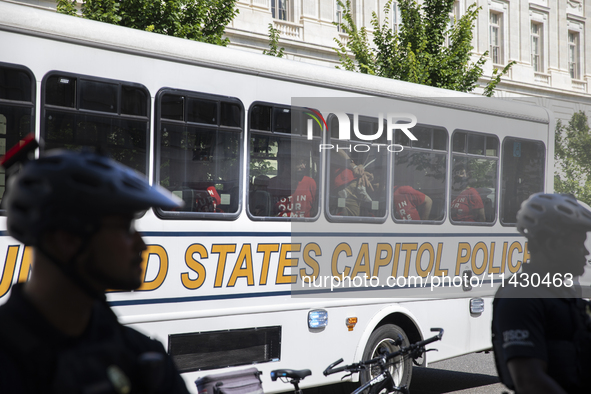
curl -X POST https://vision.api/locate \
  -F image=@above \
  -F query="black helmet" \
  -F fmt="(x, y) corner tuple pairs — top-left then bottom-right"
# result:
(4, 149), (183, 246)
(516, 193), (591, 240)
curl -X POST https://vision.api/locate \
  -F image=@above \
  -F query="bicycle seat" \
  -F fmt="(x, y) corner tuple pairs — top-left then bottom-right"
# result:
(270, 369), (312, 381)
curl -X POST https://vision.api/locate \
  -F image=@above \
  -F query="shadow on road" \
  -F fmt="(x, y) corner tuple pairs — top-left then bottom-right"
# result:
(410, 367), (500, 393)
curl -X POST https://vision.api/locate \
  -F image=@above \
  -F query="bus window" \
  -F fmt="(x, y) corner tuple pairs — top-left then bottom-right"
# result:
(501, 138), (545, 225)
(248, 103), (320, 219)
(450, 130), (499, 224)
(393, 125), (448, 222)
(157, 91), (243, 217)
(326, 114), (388, 221)
(0, 63), (35, 208)
(42, 73), (149, 174)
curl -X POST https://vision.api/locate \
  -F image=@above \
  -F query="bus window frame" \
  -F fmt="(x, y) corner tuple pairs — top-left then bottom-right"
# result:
(40, 71), (151, 175)
(154, 88), (244, 221)
(246, 101), (322, 222)
(499, 136), (546, 226)
(324, 113), (389, 224)
(392, 123), (448, 225)
(449, 129), (499, 227)
(0, 62), (36, 215)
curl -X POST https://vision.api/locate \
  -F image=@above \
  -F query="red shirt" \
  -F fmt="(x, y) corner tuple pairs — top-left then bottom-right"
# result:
(276, 176), (317, 217)
(393, 186), (426, 220)
(451, 188), (483, 222)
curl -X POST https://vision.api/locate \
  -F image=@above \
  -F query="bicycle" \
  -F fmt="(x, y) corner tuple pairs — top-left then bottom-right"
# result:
(322, 328), (444, 394)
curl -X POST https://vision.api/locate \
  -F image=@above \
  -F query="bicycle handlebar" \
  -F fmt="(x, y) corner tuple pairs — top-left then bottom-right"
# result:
(323, 327), (444, 377)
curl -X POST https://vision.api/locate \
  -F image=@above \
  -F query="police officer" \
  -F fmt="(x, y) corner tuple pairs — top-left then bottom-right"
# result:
(0, 146), (189, 393)
(492, 193), (591, 394)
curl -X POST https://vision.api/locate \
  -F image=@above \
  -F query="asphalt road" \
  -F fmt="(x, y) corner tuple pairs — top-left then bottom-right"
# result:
(303, 351), (509, 394)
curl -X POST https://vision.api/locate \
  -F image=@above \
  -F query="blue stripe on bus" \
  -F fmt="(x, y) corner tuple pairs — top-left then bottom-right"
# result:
(109, 279), (504, 307)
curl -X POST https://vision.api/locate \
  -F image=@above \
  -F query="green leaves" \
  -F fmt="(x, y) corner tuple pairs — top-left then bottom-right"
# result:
(263, 24), (285, 58)
(56, 0), (239, 47)
(554, 111), (591, 205)
(333, 0), (513, 95)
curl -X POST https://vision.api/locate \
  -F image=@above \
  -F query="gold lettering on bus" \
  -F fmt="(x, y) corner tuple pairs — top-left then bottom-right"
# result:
(488, 242), (500, 274)
(507, 241), (522, 273)
(373, 243), (392, 278)
(332, 243), (352, 278)
(301, 243), (321, 281)
(471, 242), (488, 276)
(0, 245), (19, 298)
(351, 243), (371, 278)
(433, 243), (447, 276)
(211, 244), (236, 288)
(138, 245), (168, 291)
(17, 246), (33, 283)
(416, 243), (434, 278)
(276, 244), (301, 284)
(182, 244), (207, 290)
(455, 242), (471, 276)
(257, 244), (279, 285)
(228, 244), (255, 287)
(391, 243), (401, 277)
(401, 243), (418, 277)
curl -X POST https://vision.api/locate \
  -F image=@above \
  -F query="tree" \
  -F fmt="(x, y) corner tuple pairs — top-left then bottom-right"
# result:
(56, 0), (239, 46)
(334, 0), (514, 96)
(554, 111), (591, 206)
(263, 23), (285, 58)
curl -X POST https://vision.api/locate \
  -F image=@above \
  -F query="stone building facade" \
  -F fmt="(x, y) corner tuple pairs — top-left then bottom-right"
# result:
(226, 0), (591, 120)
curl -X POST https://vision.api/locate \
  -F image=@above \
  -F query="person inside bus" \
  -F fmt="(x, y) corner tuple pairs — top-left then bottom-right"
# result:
(269, 156), (317, 217)
(392, 165), (433, 221)
(492, 193), (591, 393)
(393, 185), (433, 221)
(331, 150), (374, 216)
(450, 162), (485, 222)
(0, 144), (189, 393)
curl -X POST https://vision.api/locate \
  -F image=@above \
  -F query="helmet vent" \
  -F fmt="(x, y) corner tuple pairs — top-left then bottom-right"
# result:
(557, 205), (574, 216)
(70, 172), (101, 188)
(530, 203), (544, 212)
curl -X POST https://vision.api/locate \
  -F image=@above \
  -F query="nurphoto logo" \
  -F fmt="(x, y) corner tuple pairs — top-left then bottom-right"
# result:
(304, 108), (418, 153)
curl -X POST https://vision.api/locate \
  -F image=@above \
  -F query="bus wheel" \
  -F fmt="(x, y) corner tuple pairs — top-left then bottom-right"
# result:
(360, 324), (412, 388)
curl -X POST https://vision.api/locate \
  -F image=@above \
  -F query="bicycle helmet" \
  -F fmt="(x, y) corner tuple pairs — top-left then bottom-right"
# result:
(516, 193), (591, 240)
(4, 149), (183, 246)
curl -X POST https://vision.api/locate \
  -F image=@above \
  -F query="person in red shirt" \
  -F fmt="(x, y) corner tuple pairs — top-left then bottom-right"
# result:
(450, 163), (485, 222)
(270, 157), (317, 217)
(393, 185), (433, 220)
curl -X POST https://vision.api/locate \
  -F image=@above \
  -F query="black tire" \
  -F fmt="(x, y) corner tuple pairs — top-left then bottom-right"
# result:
(360, 324), (412, 390)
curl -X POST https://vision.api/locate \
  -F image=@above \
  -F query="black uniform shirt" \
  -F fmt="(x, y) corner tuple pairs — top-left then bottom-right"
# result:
(0, 283), (189, 394)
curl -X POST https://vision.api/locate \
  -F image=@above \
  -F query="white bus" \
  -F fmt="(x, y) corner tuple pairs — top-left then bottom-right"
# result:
(0, 2), (552, 392)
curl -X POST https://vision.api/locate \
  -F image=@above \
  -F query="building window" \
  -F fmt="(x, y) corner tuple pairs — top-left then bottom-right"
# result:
(569, 31), (580, 79)
(446, 1), (460, 47)
(531, 22), (542, 72)
(392, 1), (401, 33)
(489, 12), (503, 64)
(272, 0), (290, 21)
(335, 1), (343, 32)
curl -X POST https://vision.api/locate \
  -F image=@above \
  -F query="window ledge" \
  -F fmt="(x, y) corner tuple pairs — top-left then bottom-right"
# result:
(534, 72), (550, 84)
(273, 19), (303, 40)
